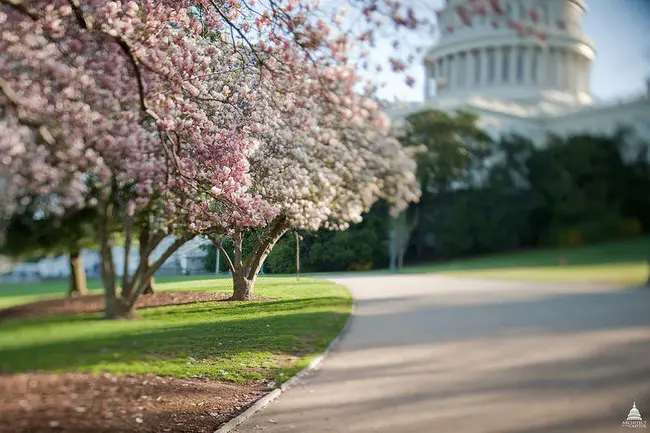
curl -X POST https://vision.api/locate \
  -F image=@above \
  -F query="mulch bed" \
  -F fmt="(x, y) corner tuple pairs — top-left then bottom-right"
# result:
(0, 291), (238, 321)
(0, 372), (268, 433)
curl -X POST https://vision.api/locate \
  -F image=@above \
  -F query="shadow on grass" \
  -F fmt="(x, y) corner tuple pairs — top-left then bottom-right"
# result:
(0, 296), (350, 376)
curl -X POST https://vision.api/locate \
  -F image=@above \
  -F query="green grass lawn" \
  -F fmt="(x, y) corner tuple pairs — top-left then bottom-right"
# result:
(403, 236), (650, 285)
(0, 277), (352, 384)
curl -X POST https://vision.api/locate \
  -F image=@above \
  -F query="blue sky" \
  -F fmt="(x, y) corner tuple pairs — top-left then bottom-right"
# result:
(368, 0), (650, 102)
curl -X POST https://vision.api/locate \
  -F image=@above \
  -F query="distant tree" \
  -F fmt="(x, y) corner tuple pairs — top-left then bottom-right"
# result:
(396, 109), (492, 266)
(4, 203), (97, 296)
(616, 131), (650, 286)
(528, 131), (635, 245)
(618, 131), (650, 231)
(402, 109), (493, 194)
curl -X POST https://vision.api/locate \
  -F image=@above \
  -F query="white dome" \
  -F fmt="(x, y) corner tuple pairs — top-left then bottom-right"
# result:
(425, 0), (595, 109)
(627, 402), (643, 421)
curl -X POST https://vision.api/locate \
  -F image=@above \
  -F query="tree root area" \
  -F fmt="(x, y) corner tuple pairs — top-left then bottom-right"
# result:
(0, 291), (270, 321)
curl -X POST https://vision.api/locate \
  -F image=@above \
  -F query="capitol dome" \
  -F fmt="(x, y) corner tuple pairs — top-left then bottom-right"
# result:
(627, 402), (643, 421)
(384, 0), (650, 146)
(425, 0), (595, 108)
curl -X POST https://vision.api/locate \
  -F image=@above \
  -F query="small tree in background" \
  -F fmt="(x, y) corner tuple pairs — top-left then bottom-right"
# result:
(393, 109), (492, 268)
(4, 203), (97, 296)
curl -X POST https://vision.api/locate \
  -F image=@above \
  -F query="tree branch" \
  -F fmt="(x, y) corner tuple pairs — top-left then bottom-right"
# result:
(210, 236), (235, 274)
(243, 216), (287, 279)
(0, 77), (27, 106)
(125, 227), (165, 293)
(0, 78), (60, 149)
(232, 230), (243, 272)
(113, 37), (148, 115)
(209, 0), (268, 70)
(245, 222), (288, 280)
(67, 0), (89, 29)
(98, 181), (117, 295)
(127, 235), (188, 305)
(120, 209), (134, 296)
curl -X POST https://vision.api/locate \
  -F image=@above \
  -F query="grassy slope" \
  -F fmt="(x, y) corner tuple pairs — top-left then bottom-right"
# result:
(403, 236), (650, 285)
(0, 277), (352, 384)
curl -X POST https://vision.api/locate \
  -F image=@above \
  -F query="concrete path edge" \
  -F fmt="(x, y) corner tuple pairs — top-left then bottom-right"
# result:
(213, 292), (356, 433)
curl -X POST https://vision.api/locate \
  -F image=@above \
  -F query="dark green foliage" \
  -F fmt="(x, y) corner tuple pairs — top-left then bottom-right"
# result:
(300, 201), (390, 272)
(258, 112), (649, 272)
(402, 109), (493, 193)
(413, 187), (538, 261)
(302, 227), (381, 272)
(528, 131), (646, 245)
(1, 204), (98, 295)
(220, 201), (389, 274)
(3, 206), (97, 260)
(619, 136), (650, 231)
(264, 234), (298, 274)
(202, 232), (260, 273)
(202, 241), (236, 274)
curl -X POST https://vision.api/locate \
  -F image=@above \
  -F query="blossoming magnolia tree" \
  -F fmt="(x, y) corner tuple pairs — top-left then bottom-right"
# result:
(200, 54), (421, 300)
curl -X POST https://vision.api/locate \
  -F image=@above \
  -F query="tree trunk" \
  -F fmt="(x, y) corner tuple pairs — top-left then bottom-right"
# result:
(120, 211), (133, 298)
(139, 227), (155, 295)
(231, 271), (254, 301)
(98, 185), (120, 319)
(389, 229), (397, 272)
(397, 245), (405, 269)
(121, 235), (187, 313)
(104, 293), (137, 319)
(68, 249), (87, 297)
(143, 271), (155, 294)
(244, 220), (288, 281)
(221, 218), (288, 301)
(393, 207), (419, 270)
(295, 232), (300, 281)
(105, 235), (185, 319)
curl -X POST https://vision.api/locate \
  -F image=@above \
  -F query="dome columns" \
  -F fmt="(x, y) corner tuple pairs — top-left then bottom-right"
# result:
(430, 44), (569, 92)
(428, 39), (593, 103)
(427, 0), (594, 105)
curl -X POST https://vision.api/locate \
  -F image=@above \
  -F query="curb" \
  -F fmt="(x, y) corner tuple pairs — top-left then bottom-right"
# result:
(214, 296), (356, 433)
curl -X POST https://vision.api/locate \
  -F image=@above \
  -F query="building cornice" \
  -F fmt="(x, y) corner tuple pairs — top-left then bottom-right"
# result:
(429, 30), (595, 55)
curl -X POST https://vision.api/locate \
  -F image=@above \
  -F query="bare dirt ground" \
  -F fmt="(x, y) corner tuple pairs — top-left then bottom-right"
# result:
(0, 372), (267, 433)
(0, 291), (241, 321)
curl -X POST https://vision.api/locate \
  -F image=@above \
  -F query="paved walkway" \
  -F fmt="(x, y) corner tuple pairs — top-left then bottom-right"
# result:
(234, 275), (650, 432)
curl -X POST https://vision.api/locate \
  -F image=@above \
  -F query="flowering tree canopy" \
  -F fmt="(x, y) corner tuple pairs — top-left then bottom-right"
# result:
(202, 56), (421, 299)
(1, 0), (421, 311)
